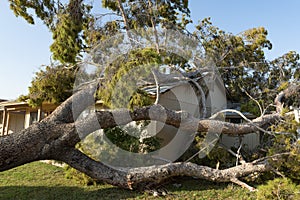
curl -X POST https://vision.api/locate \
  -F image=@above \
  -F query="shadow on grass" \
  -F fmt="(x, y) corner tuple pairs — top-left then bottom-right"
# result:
(160, 177), (257, 200)
(164, 177), (229, 192)
(0, 177), (256, 200)
(0, 185), (141, 200)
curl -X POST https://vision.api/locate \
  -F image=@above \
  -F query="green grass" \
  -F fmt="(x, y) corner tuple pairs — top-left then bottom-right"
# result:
(0, 162), (256, 200)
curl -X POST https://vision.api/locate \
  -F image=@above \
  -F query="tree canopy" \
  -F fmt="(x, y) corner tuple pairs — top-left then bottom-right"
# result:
(12, 1), (300, 113)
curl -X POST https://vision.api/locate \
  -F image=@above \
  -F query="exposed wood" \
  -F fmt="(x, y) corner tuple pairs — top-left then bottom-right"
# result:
(230, 178), (257, 192)
(275, 83), (300, 113)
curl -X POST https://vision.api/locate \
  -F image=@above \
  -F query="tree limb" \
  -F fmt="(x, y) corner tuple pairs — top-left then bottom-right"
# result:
(1, 83), (296, 192)
(57, 148), (271, 191)
(75, 104), (281, 138)
(275, 83), (300, 113)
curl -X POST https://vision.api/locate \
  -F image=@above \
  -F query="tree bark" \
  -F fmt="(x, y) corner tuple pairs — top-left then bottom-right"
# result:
(0, 84), (290, 191)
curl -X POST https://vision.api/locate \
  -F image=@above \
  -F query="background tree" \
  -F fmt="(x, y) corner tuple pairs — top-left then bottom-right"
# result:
(19, 64), (77, 107)
(9, 0), (92, 63)
(9, 0), (191, 63)
(195, 17), (300, 114)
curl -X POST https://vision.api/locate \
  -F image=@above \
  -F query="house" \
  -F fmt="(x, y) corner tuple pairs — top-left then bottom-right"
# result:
(143, 72), (260, 153)
(0, 99), (106, 137)
(141, 73), (231, 160)
(0, 101), (57, 136)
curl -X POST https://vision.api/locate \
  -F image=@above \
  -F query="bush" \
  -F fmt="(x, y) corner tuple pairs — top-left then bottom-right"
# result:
(268, 116), (300, 182)
(257, 178), (300, 200)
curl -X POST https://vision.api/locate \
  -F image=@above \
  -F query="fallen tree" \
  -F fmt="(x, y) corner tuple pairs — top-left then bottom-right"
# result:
(3, 0), (300, 194)
(1, 83), (298, 192)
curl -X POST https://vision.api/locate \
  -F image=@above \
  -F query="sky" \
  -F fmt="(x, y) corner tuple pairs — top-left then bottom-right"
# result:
(1, 0), (300, 100)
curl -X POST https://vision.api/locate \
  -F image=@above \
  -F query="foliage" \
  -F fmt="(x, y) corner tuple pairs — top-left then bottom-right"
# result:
(9, 0), (300, 106)
(12, 0), (300, 110)
(9, 0), (92, 63)
(97, 48), (161, 109)
(75, 122), (161, 168)
(241, 100), (263, 117)
(50, 12), (83, 63)
(194, 18), (300, 110)
(9, 0), (191, 64)
(268, 116), (300, 182)
(102, 0), (191, 30)
(104, 124), (161, 153)
(8, 0), (56, 25)
(269, 51), (300, 86)
(190, 145), (236, 169)
(257, 178), (300, 200)
(19, 65), (76, 107)
(178, 136), (236, 169)
(195, 18), (271, 102)
(268, 137), (300, 182)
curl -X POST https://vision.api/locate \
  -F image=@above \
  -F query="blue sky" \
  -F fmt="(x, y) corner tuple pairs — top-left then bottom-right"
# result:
(1, 0), (300, 100)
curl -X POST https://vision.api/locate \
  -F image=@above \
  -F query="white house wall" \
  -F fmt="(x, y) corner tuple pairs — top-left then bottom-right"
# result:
(205, 80), (227, 116)
(220, 132), (260, 151)
(148, 83), (201, 161)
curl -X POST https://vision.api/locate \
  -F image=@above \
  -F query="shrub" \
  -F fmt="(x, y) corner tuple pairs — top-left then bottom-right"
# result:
(257, 178), (300, 200)
(268, 116), (300, 182)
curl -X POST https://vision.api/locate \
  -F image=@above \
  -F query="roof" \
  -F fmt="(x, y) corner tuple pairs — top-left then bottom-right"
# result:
(142, 81), (190, 96)
(0, 101), (29, 111)
(0, 101), (58, 112)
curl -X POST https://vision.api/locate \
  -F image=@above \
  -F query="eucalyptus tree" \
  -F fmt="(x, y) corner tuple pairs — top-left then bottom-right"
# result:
(2, 0), (300, 194)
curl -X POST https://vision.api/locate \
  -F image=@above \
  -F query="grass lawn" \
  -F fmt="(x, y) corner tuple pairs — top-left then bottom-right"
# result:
(0, 162), (257, 200)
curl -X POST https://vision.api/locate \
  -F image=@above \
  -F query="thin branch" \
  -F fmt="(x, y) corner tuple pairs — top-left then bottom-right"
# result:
(261, 104), (277, 116)
(211, 109), (276, 136)
(241, 87), (263, 116)
(116, 0), (134, 46)
(184, 137), (219, 163)
(230, 178), (257, 192)
(94, 12), (120, 19)
(252, 152), (291, 164)
(147, 0), (160, 53)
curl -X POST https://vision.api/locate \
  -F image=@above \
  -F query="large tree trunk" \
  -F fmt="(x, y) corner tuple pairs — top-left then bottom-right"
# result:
(0, 84), (295, 191)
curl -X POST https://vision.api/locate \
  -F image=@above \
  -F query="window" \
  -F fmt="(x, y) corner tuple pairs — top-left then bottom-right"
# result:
(229, 118), (242, 124)
(30, 112), (38, 125)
